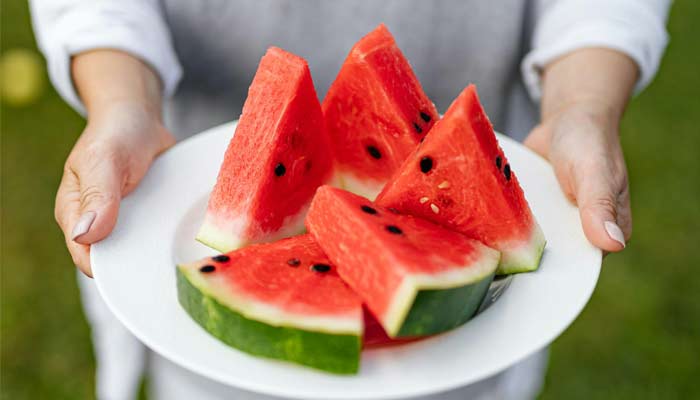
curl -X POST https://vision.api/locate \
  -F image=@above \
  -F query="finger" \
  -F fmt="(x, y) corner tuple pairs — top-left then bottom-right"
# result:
(65, 235), (93, 277)
(55, 169), (94, 276)
(523, 124), (550, 159)
(575, 164), (627, 252)
(615, 181), (633, 241)
(70, 156), (123, 245)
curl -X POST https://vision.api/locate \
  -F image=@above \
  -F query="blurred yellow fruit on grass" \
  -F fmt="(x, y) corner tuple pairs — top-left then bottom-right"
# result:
(1, 48), (45, 107)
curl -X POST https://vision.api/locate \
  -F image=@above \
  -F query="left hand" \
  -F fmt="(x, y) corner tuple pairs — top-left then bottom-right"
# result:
(524, 99), (630, 252)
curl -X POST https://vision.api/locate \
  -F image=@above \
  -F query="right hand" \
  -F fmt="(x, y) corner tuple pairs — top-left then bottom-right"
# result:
(55, 103), (175, 276)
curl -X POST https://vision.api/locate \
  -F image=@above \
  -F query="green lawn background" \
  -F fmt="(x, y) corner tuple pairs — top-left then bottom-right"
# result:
(2, 1), (698, 399)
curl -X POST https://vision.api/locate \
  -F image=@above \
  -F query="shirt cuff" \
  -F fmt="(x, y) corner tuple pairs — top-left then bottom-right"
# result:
(521, 0), (669, 101)
(40, 2), (182, 115)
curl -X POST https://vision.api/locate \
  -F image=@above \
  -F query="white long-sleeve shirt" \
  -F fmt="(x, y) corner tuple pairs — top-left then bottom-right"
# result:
(29, 1), (670, 399)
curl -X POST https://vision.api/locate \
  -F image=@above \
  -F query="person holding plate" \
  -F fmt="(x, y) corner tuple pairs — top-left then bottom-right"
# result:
(30, 0), (670, 399)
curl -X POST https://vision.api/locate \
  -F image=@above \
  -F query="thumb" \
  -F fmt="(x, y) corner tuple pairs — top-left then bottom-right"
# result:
(523, 124), (551, 159)
(575, 167), (627, 252)
(71, 161), (122, 245)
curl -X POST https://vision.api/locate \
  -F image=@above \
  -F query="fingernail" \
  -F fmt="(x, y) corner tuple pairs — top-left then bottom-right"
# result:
(72, 211), (96, 241)
(604, 221), (626, 248)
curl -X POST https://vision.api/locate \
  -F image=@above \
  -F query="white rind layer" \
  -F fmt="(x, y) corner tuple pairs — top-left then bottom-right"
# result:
(196, 214), (248, 253)
(381, 242), (501, 336)
(497, 222), (547, 275)
(196, 203), (310, 253)
(179, 264), (363, 335)
(338, 172), (386, 201)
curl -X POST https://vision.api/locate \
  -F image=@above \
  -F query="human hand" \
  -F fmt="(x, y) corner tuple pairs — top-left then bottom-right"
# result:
(55, 103), (175, 276)
(524, 100), (630, 252)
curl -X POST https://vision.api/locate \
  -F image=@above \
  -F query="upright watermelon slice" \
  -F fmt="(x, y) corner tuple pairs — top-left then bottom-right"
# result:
(306, 186), (500, 338)
(197, 47), (333, 252)
(177, 234), (363, 374)
(376, 85), (546, 274)
(322, 24), (438, 199)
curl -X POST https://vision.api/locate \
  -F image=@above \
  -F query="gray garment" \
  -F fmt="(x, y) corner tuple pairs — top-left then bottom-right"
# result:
(161, 0), (539, 142)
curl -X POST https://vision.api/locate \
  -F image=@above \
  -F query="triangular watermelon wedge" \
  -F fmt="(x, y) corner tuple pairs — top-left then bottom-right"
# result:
(177, 234), (362, 374)
(306, 186), (499, 338)
(197, 47), (334, 252)
(322, 24), (438, 199)
(376, 85), (546, 274)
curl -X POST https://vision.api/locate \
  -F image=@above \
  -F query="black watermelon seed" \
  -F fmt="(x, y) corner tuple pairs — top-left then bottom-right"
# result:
(387, 207), (400, 214)
(200, 265), (216, 273)
(274, 163), (286, 176)
(420, 156), (433, 173)
(367, 146), (382, 159)
(311, 263), (331, 273)
(386, 225), (403, 234)
(361, 205), (378, 215)
(420, 112), (432, 122)
(495, 156), (502, 170)
(504, 164), (511, 181)
(287, 258), (301, 267)
(212, 255), (230, 262)
(413, 122), (423, 134)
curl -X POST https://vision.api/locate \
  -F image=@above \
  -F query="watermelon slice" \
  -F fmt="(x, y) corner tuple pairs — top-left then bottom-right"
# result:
(306, 186), (500, 338)
(177, 234), (363, 374)
(376, 85), (546, 274)
(322, 24), (438, 199)
(197, 47), (333, 252)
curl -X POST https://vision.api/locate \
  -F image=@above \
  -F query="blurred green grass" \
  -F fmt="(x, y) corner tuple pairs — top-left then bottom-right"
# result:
(2, 1), (699, 399)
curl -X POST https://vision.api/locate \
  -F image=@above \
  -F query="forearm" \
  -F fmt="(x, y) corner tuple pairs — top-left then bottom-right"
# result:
(540, 48), (639, 125)
(72, 49), (163, 120)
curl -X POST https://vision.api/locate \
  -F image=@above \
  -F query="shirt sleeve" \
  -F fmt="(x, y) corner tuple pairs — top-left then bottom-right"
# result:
(29, 0), (183, 115)
(521, 0), (671, 101)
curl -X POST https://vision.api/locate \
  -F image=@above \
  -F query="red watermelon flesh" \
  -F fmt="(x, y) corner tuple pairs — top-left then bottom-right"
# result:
(177, 234), (362, 374)
(306, 186), (499, 337)
(322, 24), (438, 199)
(376, 85), (546, 274)
(197, 47), (333, 252)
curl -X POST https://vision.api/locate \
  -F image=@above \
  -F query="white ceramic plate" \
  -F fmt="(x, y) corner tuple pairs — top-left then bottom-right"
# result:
(92, 121), (601, 400)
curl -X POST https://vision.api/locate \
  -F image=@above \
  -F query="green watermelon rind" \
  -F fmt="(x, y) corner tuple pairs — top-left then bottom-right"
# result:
(176, 267), (361, 374)
(381, 245), (501, 337)
(397, 271), (496, 337)
(495, 223), (547, 275)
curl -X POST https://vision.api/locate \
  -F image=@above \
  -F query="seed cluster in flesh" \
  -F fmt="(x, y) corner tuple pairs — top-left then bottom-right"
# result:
(200, 253), (332, 274)
(412, 110), (434, 134)
(362, 110), (435, 163)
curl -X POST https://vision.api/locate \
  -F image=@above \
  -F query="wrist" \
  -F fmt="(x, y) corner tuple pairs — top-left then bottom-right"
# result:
(552, 98), (621, 133)
(89, 100), (162, 127)
(82, 101), (173, 157)
(72, 50), (164, 121)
